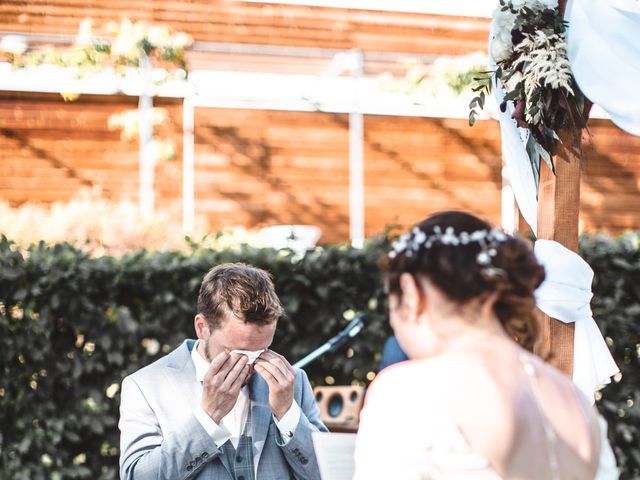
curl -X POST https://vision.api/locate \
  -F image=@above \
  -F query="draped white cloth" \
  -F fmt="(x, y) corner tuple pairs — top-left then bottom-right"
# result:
(565, 0), (640, 135)
(488, 21), (539, 234)
(492, 72), (539, 233)
(534, 239), (619, 400)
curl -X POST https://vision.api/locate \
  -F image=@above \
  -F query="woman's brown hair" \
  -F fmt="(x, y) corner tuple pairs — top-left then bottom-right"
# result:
(380, 211), (545, 351)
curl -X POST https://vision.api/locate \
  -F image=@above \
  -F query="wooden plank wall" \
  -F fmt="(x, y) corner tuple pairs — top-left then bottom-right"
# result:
(581, 120), (640, 233)
(2, 92), (639, 244)
(0, 1), (491, 77)
(0, 1), (490, 57)
(0, 93), (183, 210)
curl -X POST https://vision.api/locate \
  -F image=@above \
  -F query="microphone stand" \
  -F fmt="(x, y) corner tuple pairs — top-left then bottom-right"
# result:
(293, 313), (368, 369)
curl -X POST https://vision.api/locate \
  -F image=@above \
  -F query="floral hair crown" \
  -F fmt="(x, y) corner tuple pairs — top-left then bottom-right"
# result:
(388, 226), (510, 276)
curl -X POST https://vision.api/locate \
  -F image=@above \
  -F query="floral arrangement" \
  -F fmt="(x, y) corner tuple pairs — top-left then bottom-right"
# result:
(104, 19), (192, 75)
(379, 52), (488, 99)
(2, 19), (192, 83)
(469, 0), (586, 176)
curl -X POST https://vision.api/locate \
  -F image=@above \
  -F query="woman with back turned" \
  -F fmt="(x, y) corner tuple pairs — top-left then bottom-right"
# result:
(354, 211), (600, 480)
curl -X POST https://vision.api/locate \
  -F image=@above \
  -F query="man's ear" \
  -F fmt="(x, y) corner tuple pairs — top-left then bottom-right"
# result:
(194, 314), (209, 340)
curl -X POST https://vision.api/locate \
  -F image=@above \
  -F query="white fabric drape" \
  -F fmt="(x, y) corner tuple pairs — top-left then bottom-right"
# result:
(489, 25), (539, 234)
(534, 239), (619, 400)
(565, 0), (640, 135)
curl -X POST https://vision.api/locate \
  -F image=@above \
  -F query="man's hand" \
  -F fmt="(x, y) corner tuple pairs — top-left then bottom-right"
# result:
(201, 352), (249, 423)
(254, 350), (296, 420)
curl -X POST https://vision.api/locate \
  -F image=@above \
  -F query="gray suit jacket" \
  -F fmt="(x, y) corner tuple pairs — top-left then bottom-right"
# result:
(119, 339), (327, 479)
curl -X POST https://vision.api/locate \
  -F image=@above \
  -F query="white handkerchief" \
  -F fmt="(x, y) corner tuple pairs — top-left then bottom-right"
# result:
(230, 349), (265, 364)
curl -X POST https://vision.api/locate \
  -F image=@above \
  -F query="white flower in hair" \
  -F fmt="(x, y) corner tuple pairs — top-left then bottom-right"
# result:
(441, 227), (459, 245)
(477, 252), (491, 265)
(483, 267), (507, 278)
(490, 229), (508, 242)
(387, 225), (510, 272)
(470, 230), (487, 242)
(412, 228), (427, 250)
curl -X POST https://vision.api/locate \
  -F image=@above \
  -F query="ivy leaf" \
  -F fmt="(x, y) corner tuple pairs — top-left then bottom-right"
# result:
(536, 143), (555, 174)
(525, 135), (541, 191)
(504, 89), (519, 102)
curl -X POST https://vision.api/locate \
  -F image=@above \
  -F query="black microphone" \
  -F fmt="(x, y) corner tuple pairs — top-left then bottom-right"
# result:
(293, 312), (369, 369)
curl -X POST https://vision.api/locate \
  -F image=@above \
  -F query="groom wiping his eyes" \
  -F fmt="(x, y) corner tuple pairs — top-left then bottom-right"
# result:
(119, 263), (327, 480)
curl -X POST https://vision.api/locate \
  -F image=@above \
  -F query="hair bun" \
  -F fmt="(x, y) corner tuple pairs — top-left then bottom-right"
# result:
(490, 238), (545, 351)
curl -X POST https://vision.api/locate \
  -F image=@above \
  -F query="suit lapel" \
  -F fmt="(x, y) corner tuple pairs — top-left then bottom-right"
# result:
(162, 340), (202, 421)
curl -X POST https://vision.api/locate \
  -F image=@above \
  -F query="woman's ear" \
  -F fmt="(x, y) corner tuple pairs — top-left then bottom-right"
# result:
(399, 273), (423, 322)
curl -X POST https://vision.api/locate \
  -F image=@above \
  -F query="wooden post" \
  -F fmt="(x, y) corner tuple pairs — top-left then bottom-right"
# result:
(182, 96), (195, 235)
(529, 0), (590, 376)
(533, 129), (580, 375)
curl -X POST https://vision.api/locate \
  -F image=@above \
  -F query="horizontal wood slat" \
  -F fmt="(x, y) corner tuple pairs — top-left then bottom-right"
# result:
(1, 91), (639, 243)
(0, 0), (489, 57)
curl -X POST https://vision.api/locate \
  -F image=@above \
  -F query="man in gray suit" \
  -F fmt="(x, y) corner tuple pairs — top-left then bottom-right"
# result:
(119, 263), (327, 479)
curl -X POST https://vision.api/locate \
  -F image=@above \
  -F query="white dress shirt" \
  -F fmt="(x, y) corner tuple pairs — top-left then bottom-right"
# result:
(191, 340), (301, 453)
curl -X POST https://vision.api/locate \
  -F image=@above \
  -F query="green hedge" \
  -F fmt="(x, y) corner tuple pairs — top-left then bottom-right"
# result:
(0, 234), (638, 479)
(581, 234), (640, 479)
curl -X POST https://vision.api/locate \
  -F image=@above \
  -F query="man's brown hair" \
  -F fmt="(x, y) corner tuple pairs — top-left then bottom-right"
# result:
(197, 263), (284, 329)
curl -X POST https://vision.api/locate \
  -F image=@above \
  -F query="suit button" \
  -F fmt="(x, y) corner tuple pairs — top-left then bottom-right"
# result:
(238, 476), (245, 480)
(301, 458), (309, 465)
(202, 452), (209, 459)
(236, 455), (243, 463)
(195, 456), (201, 463)
(186, 464), (193, 471)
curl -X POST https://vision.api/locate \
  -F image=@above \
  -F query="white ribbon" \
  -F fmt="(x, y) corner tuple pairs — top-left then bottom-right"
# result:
(534, 239), (619, 399)
(565, 0), (640, 136)
(488, 25), (539, 233)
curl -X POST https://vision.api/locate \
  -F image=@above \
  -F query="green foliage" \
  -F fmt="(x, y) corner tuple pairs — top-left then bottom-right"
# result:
(0, 236), (390, 479)
(0, 233), (638, 478)
(581, 233), (640, 480)
(468, 72), (492, 127)
(443, 67), (486, 97)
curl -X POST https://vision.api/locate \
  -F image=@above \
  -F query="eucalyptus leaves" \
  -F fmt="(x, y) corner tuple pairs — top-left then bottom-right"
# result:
(470, 0), (586, 178)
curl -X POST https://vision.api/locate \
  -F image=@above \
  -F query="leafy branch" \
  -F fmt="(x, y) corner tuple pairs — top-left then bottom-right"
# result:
(468, 72), (493, 126)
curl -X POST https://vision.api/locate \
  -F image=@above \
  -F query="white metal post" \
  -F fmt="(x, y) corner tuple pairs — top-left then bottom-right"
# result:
(501, 163), (517, 234)
(349, 50), (365, 248)
(182, 96), (195, 235)
(139, 54), (155, 219)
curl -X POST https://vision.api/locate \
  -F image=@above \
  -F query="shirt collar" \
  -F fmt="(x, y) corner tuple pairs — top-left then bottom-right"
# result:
(191, 339), (210, 382)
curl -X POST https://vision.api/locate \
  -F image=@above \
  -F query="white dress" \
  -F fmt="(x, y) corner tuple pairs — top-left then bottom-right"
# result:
(353, 356), (600, 480)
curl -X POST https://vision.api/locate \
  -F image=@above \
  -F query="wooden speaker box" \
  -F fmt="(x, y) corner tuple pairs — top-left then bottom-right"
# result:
(313, 385), (366, 432)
